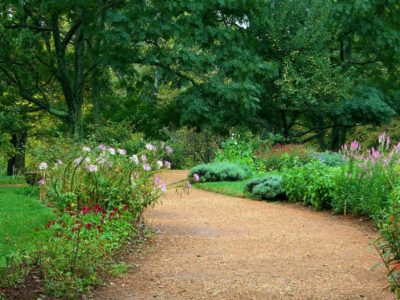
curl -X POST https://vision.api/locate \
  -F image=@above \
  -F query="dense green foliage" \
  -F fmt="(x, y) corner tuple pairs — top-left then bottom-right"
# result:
(244, 175), (284, 200)
(189, 162), (252, 183)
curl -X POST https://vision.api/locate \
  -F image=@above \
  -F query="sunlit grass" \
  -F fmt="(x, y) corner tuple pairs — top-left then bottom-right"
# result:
(0, 186), (53, 266)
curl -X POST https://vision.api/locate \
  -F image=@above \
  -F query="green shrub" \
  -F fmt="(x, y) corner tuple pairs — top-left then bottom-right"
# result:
(244, 175), (284, 200)
(215, 132), (269, 171)
(373, 187), (400, 297)
(164, 127), (223, 169)
(313, 151), (346, 167)
(283, 161), (338, 210)
(189, 162), (252, 183)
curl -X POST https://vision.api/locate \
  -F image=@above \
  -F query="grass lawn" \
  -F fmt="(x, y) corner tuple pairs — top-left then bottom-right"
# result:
(0, 186), (53, 266)
(0, 175), (26, 185)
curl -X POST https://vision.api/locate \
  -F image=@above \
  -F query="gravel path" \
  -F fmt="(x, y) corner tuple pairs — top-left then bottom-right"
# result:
(94, 170), (393, 300)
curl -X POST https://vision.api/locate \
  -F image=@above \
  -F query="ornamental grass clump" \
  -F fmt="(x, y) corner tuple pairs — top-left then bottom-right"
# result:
(188, 162), (252, 183)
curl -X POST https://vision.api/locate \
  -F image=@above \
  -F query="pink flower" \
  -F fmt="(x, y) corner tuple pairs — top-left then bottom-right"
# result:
(371, 148), (380, 159)
(98, 144), (107, 151)
(143, 163), (151, 171)
(164, 161), (172, 169)
(154, 176), (162, 185)
(161, 183), (167, 193)
(193, 173), (200, 182)
(37, 179), (45, 185)
(165, 145), (173, 155)
(187, 182), (192, 189)
(350, 140), (359, 151)
(38, 162), (48, 170)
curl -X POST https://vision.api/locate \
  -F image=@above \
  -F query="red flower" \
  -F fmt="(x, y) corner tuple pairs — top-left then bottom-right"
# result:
(113, 207), (119, 212)
(81, 206), (90, 215)
(69, 211), (76, 217)
(85, 223), (93, 230)
(93, 203), (102, 214)
(109, 212), (115, 221)
(393, 263), (400, 270)
(97, 225), (102, 232)
(123, 204), (129, 211)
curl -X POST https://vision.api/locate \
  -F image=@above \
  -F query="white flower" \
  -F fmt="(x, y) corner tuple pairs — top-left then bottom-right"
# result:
(55, 159), (63, 166)
(86, 164), (98, 172)
(156, 160), (163, 169)
(38, 162), (48, 170)
(165, 145), (173, 155)
(82, 146), (91, 152)
(145, 143), (156, 151)
(130, 155), (139, 165)
(141, 154), (147, 162)
(143, 163), (151, 171)
(108, 147), (116, 155)
(74, 157), (84, 165)
(117, 148), (127, 155)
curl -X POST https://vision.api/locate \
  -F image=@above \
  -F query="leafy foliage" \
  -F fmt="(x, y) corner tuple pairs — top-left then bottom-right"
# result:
(189, 162), (252, 183)
(283, 161), (339, 210)
(244, 175), (284, 200)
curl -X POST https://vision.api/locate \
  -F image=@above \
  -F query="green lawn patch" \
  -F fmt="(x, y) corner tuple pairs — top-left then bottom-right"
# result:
(0, 186), (53, 266)
(0, 175), (25, 185)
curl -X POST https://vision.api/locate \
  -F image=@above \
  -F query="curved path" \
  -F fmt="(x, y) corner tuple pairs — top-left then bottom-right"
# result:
(95, 170), (393, 299)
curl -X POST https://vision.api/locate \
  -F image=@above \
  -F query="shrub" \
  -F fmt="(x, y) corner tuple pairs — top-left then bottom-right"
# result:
(164, 127), (223, 169)
(189, 162), (252, 183)
(283, 161), (338, 210)
(259, 144), (312, 171)
(244, 175), (284, 200)
(215, 131), (269, 171)
(373, 187), (400, 297)
(313, 151), (346, 167)
(34, 205), (137, 297)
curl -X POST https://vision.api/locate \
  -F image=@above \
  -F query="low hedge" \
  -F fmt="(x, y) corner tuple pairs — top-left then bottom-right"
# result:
(189, 162), (252, 183)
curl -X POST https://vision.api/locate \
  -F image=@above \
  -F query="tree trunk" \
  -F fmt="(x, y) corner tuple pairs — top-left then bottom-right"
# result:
(7, 130), (27, 176)
(92, 71), (102, 127)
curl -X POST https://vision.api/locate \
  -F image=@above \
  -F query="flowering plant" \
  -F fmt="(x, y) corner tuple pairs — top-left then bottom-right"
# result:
(38, 143), (174, 215)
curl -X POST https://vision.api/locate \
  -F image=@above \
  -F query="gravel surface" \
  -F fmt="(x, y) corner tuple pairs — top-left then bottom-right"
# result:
(94, 170), (393, 300)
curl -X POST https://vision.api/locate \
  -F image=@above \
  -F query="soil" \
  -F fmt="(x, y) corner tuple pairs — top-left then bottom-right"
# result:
(93, 170), (394, 300)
